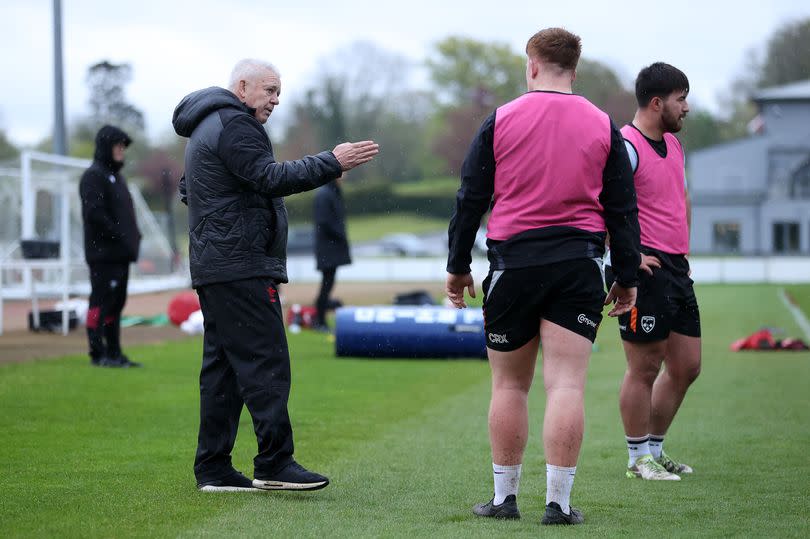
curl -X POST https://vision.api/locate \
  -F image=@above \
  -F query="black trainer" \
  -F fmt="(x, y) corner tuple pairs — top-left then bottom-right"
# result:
(253, 461), (329, 491)
(197, 470), (258, 492)
(114, 354), (143, 367)
(541, 502), (584, 525)
(91, 356), (128, 368)
(472, 495), (520, 519)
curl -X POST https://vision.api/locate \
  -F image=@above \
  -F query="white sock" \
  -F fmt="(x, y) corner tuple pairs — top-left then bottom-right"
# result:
(546, 464), (576, 515)
(649, 434), (665, 459)
(492, 463), (521, 505)
(626, 435), (651, 466)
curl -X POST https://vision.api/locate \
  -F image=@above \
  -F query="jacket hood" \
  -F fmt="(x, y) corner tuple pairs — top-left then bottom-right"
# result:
(94, 125), (132, 171)
(172, 87), (247, 137)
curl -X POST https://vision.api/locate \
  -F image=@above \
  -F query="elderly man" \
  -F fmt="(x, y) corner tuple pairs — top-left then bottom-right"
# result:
(173, 59), (378, 492)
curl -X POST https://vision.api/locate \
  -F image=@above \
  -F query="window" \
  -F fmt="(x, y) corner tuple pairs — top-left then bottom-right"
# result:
(791, 159), (810, 199)
(773, 222), (800, 253)
(713, 222), (740, 253)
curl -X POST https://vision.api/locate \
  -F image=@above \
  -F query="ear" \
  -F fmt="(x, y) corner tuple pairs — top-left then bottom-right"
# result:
(651, 96), (663, 111)
(238, 79), (247, 99)
(571, 69), (577, 84)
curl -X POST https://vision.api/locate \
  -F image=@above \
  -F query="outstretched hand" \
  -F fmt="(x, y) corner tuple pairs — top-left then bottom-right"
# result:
(332, 141), (380, 171)
(446, 272), (475, 309)
(604, 282), (637, 317)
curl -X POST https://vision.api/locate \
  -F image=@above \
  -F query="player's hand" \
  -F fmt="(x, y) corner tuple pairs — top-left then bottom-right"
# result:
(639, 253), (661, 275)
(332, 141), (380, 171)
(446, 272), (475, 309)
(604, 283), (637, 317)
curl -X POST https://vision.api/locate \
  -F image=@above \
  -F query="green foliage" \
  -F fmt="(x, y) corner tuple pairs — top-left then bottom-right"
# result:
(0, 128), (19, 161)
(1, 285), (810, 537)
(679, 110), (725, 153)
(278, 42), (428, 183)
(285, 179), (456, 224)
(424, 36), (526, 176)
(426, 36), (525, 107)
(759, 18), (810, 87)
(574, 59), (636, 125)
(718, 17), (810, 144)
(391, 176), (459, 197)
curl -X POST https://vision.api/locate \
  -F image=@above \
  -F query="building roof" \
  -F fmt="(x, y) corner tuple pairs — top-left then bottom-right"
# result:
(752, 79), (810, 103)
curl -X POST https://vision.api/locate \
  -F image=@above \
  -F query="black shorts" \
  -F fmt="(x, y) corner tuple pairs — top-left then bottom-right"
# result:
(482, 258), (606, 351)
(610, 263), (701, 342)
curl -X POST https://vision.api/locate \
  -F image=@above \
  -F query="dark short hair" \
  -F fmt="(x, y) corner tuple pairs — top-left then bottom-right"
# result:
(525, 27), (581, 71)
(635, 62), (689, 107)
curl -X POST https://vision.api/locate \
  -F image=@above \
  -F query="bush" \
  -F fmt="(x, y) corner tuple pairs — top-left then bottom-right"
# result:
(285, 180), (456, 223)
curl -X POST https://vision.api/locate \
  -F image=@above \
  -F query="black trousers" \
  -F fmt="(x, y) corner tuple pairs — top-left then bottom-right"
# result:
(315, 267), (337, 325)
(194, 277), (294, 483)
(86, 262), (129, 359)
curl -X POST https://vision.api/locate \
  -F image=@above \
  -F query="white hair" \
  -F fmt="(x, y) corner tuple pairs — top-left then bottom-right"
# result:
(228, 59), (280, 91)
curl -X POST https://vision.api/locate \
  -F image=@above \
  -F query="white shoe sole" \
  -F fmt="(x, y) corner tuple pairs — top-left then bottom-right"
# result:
(628, 469), (681, 481)
(198, 485), (260, 492)
(637, 471), (681, 481)
(252, 479), (329, 491)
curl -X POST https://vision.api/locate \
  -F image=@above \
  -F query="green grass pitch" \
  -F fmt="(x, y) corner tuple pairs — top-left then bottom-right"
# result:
(1, 284), (809, 537)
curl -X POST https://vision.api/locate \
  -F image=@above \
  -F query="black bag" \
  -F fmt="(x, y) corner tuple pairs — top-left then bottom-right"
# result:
(20, 239), (60, 259)
(28, 310), (78, 332)
(393, 290), (436, 306)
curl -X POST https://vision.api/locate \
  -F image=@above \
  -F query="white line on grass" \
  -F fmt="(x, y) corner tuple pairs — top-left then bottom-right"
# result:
(777, 288), (810, 341)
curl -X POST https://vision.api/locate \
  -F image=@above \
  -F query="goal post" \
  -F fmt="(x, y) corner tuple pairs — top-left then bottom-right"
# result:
(0, 151), (190, 333)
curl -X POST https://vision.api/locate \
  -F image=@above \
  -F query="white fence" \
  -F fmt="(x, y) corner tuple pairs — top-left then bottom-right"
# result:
(287, 256), (810, 284)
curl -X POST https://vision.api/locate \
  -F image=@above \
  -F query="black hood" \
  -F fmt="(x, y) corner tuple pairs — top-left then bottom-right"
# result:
(94, 125), (132, 172)
(172, 87), (248, 137)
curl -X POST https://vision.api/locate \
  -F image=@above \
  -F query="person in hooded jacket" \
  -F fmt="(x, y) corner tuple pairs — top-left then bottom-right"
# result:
(79, 125), (142, 368)
(312, 177), (351, 331)
(172, 58), (378, 492)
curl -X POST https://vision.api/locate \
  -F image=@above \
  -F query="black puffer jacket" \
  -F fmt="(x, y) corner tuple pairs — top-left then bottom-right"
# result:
(172, 87), (342, 287)
(314, 181), (351, 270)
(79, 125), (141, 264)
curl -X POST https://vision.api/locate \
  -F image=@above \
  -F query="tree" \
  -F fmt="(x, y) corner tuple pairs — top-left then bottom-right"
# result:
(424, 37), (525, 175)
(430, 102), (491, 176)
(278, 41), (426, 182)
(758, 18), (810, 87)
(63, 61), (151, 164)
(85, 61), (145, 132)
(679, 110), (725, 153)
(719, 17), (810, 142)
(573, 59), (636, 126)
(0, 128), (18, 163)
(136, 150), (183, 204)
(426, 36), (525, 107)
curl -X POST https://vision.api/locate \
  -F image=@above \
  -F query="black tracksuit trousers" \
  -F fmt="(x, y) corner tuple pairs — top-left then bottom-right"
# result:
(86, 262), (129, 359)
(194, 277), (294, 483)
(315, 267), (337, 326)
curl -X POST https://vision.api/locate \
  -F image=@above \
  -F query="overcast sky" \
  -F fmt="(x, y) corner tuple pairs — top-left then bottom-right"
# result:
(1, 0), (808, 147)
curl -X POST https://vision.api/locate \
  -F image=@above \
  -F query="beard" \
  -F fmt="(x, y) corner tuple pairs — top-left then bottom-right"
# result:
(662, 109), (684, 133)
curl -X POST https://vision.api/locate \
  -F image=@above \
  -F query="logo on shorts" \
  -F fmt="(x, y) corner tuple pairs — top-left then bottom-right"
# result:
(488, 333), (509, 344)
(618, 324), (627, 331)
(577, 314), (597, 328)
(267, 286), (277, 303)
(641, 316), (656, 333)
